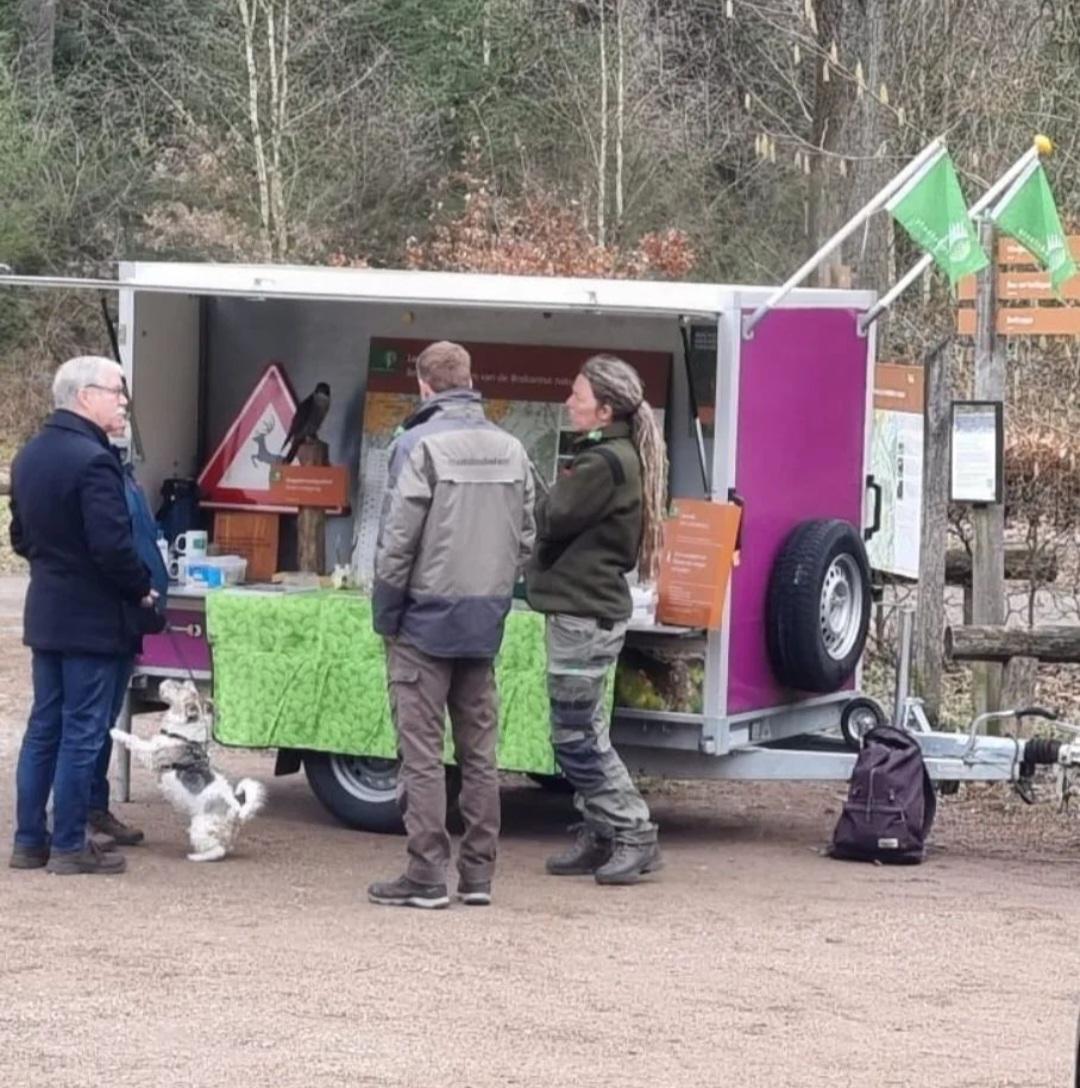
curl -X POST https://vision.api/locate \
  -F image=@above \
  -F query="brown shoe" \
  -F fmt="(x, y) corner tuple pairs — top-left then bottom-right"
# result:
(46, 841), (127, 876)
(88, 809), (144, 846)
(9, 844), (49, 870)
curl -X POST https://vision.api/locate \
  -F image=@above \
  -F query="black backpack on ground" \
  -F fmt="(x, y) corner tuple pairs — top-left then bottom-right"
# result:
(829, 725), (937, 865)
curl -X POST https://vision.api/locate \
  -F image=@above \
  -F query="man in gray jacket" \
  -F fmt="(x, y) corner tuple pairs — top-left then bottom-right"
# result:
(368, 341), (535, 909)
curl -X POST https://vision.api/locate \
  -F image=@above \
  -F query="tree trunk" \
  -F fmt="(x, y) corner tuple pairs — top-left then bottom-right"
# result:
(971, 217), (1005, 715)
(18, 0), (56, 87)
(237, 0), (273, 259)
(843, 0), (889, 299)
(912, 339), (951, 724)
(614, 0), (625, 233)
(1001, 655), (1038, 714)
(808, 0), (849, 286)
(596, 0), (608, 247)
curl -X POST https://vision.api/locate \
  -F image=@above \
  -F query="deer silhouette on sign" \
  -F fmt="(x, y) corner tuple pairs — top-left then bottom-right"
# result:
(250, 417), (284, 470)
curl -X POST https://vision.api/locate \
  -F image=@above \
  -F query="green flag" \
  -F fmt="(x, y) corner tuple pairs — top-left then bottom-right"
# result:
(886, 149), (988, 286)
(991, 162), (1078, 292)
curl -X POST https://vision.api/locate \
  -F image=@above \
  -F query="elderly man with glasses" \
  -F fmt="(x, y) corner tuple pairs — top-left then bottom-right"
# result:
(8, 356), (159, 875)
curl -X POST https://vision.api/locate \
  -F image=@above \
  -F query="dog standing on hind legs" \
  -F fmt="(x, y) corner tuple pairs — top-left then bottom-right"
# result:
(109, 680), (265, 861)
(110, 727), (265, 861)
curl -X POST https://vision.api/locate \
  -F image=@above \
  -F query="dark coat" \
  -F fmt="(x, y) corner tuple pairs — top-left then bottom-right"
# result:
(10, 410), (152, 655)
(525, 421), (643, 622)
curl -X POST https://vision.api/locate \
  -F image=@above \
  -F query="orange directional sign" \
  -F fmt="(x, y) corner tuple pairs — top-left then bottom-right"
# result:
(873, 362), (924, 413)
(957, 272), (1080, 302)
(956, 307), (1080, 336)
(998, 236), (1080, 266)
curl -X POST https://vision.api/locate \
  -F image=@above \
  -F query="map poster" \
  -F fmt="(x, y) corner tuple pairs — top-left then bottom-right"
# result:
(867, 362), (924, 580)
(352, 339), (672, 582)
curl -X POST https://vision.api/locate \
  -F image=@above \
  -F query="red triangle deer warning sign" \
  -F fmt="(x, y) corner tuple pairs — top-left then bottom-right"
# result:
(198, 363), (298, 509)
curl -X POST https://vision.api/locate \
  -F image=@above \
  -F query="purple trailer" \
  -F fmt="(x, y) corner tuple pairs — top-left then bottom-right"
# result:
(7, 259), (1068, 822)
(105, 264), (887, 797)
(0, 255), (906, 819)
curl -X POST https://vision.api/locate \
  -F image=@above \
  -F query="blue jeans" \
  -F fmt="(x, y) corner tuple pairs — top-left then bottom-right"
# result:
(89, 659), (134, 813)
(14, 651), (129, 854)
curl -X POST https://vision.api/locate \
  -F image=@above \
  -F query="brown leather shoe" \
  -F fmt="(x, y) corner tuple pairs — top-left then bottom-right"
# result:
(88, 809), (144, 846)
(46, 841), (127, 875)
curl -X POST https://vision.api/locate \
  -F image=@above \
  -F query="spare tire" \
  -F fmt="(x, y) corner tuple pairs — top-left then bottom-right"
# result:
(766, 518), (871, 693)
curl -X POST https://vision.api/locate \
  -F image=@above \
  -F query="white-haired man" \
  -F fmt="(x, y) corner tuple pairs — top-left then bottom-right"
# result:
(8, 356), (157, 875)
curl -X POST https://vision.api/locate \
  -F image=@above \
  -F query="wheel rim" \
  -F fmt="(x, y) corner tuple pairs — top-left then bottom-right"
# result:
(848, 706), (879, 740)
(819, 554), (863, 661)
(329, 755), (398, 803)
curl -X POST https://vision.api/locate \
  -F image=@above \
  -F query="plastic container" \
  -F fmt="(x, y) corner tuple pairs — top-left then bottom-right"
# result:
(185, 555), (248, 588)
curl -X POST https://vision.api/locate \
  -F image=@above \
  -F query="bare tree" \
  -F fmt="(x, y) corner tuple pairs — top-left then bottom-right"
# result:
(17, 0), (56, 87)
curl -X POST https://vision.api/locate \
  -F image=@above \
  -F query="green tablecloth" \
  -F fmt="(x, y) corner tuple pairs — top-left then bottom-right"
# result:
(206, 590), (558, 774)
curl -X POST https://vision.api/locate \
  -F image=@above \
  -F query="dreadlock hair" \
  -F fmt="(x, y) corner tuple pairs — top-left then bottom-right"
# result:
(580, 354), (669, 584)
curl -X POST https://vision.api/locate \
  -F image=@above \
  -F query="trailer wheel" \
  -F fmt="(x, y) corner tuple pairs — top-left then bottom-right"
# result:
(304, 753), (404, 834)
(840, 696), (887, 750)
(767, 518), (872, 693)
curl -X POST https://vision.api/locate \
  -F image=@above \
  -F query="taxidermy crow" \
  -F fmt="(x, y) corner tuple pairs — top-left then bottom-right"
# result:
(281, 382), (331, 463)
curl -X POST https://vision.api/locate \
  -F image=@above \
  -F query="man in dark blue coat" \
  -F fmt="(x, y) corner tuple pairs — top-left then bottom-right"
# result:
(8, 356), (156, 875)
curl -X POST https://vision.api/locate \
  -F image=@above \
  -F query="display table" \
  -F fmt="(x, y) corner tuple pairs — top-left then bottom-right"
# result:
(207, 589), (559, 774)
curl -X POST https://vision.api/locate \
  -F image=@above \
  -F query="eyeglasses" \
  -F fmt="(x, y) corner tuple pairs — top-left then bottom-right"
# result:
(85, 383), (128, 398)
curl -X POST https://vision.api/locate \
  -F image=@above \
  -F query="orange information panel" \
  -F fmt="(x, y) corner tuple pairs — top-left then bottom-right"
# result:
(268, 465), (349, 508)
(656, 500), (742, 629)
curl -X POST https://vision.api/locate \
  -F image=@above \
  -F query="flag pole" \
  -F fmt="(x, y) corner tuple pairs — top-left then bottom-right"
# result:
(858, 136), (1051, 331)
(741, 137), (945, 339)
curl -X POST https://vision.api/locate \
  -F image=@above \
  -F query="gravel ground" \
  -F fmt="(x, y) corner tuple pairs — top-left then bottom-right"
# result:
(0, 574), (1078, 1088)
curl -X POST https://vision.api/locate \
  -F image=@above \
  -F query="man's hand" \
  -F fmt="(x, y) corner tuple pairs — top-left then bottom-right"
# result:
(140, 589), (160, 609)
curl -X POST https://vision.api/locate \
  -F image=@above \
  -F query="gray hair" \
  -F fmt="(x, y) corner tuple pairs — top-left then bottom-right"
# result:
(580, 354), (669, 584)
(52, 356), (122, 410)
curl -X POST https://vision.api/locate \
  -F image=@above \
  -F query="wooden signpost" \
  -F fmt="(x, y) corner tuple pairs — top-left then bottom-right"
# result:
(951, 230), (1079, 715)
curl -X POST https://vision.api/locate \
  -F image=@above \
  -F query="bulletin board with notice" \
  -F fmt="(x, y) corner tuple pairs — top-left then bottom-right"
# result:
(656, 499), (742, 629)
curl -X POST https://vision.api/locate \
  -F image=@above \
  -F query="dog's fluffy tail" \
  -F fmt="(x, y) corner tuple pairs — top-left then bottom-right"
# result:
(234, 778), (266, 821)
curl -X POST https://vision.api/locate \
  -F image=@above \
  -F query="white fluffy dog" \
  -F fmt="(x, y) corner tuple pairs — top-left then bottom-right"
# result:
(110, 680), (265, 862)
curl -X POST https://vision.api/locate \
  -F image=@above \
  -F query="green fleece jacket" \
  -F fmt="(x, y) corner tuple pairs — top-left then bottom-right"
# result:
(525, 421), (642, 622)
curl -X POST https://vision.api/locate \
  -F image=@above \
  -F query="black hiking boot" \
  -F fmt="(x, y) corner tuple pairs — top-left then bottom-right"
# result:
(9, 844), (49, 870)
(367, 874), (449, 910)
(545, 825), (613, 876)
(46, 840), (127, 876)
(456, 879), (492, 906)
(594, 840), (663, 885)
(88, 809), (145, 846)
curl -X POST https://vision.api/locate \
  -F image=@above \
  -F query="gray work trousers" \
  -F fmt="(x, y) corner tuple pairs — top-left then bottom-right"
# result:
(386, 637), (500, 885)
(545, 613), (656, 844)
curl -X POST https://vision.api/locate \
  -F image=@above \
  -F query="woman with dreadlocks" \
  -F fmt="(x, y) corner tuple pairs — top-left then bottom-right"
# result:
(526, 354), (668, 885)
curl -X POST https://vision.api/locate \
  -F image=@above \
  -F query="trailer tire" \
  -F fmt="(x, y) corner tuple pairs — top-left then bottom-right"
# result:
(304, 753), (404, 834)
(766, 518), (872, 693)
(840, 696), (887, 750)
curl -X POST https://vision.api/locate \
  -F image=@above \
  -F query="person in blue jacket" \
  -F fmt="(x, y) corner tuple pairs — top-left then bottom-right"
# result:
(8, 356), (162, 875)
(85, 454), (171, 848)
